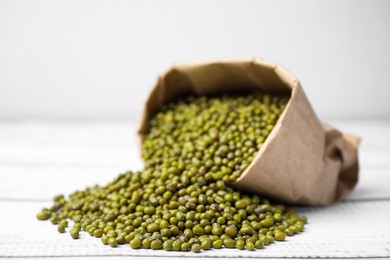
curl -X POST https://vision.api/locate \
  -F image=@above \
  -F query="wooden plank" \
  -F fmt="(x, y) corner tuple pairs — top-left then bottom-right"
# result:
(1, 200), (389, 258)
(1, 121), (389, 259)
(0, 121), (389, 201)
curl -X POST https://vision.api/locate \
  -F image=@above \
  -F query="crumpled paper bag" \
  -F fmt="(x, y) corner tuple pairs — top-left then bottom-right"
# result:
(137, 58), (360, 205)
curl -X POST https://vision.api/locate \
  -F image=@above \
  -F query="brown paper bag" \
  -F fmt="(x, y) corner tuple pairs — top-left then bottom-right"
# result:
(137, 58), (360, 206)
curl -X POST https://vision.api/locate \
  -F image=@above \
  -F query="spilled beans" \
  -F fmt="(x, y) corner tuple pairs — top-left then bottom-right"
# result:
(37, 94), (307, 252)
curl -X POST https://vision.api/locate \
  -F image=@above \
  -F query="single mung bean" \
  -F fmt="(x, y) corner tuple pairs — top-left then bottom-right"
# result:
(181, 242), (190, 251)
(224, 225), (238, 238)
(255, 240), (263, 249)
(142, 238), (151, 249)
(223, 239), (236, 248)
(101, 236), (109, 245)
(246, 241), (255, 251)
(36, 211), (50, 221)
(163, 240), (172, 251)
(130, 238), (142, 249)
(274, 231), (286, 241)
(151, 239), (162, 250)
(201, 239), (211, 250)
(213, 239), (223, 249)
(108, 237), (117, 247)
(57, 224), (66, 233)
(191, 243), (201, 253)
(236, 239), (245, 250)
(70, 228), (79, 239)
(93, 229), (103, 238)
(172, 240), (182, 251)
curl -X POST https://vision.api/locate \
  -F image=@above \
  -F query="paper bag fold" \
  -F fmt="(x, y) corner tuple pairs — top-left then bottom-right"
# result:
(137, 58), (360, 205)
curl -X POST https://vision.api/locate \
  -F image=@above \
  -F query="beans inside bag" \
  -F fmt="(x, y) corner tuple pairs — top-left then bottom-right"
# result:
(137, 58), (360, 205)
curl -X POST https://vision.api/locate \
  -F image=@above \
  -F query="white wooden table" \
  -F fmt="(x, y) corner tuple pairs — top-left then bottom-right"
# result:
(1, 120), (389, 260)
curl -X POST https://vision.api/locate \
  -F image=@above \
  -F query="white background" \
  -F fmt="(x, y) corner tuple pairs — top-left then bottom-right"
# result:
(1, 0), (389, 120)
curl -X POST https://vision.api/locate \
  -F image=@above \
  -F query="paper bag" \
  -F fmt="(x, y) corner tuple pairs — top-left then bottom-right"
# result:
(137, 58), (360, 205)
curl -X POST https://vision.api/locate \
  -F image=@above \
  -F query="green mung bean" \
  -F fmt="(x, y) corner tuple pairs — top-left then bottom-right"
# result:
(36, 94), (307, 252)
(70, 227), (79, 239)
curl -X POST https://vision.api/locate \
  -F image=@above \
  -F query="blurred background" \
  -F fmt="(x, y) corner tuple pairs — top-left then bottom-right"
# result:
(1, 0), (389, 121)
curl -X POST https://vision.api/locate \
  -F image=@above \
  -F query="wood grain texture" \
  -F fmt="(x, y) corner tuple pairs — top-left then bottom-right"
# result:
(0, 120), (389, 259)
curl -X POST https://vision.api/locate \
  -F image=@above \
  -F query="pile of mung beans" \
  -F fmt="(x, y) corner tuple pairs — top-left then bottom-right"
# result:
(37, 93), (307, 253)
